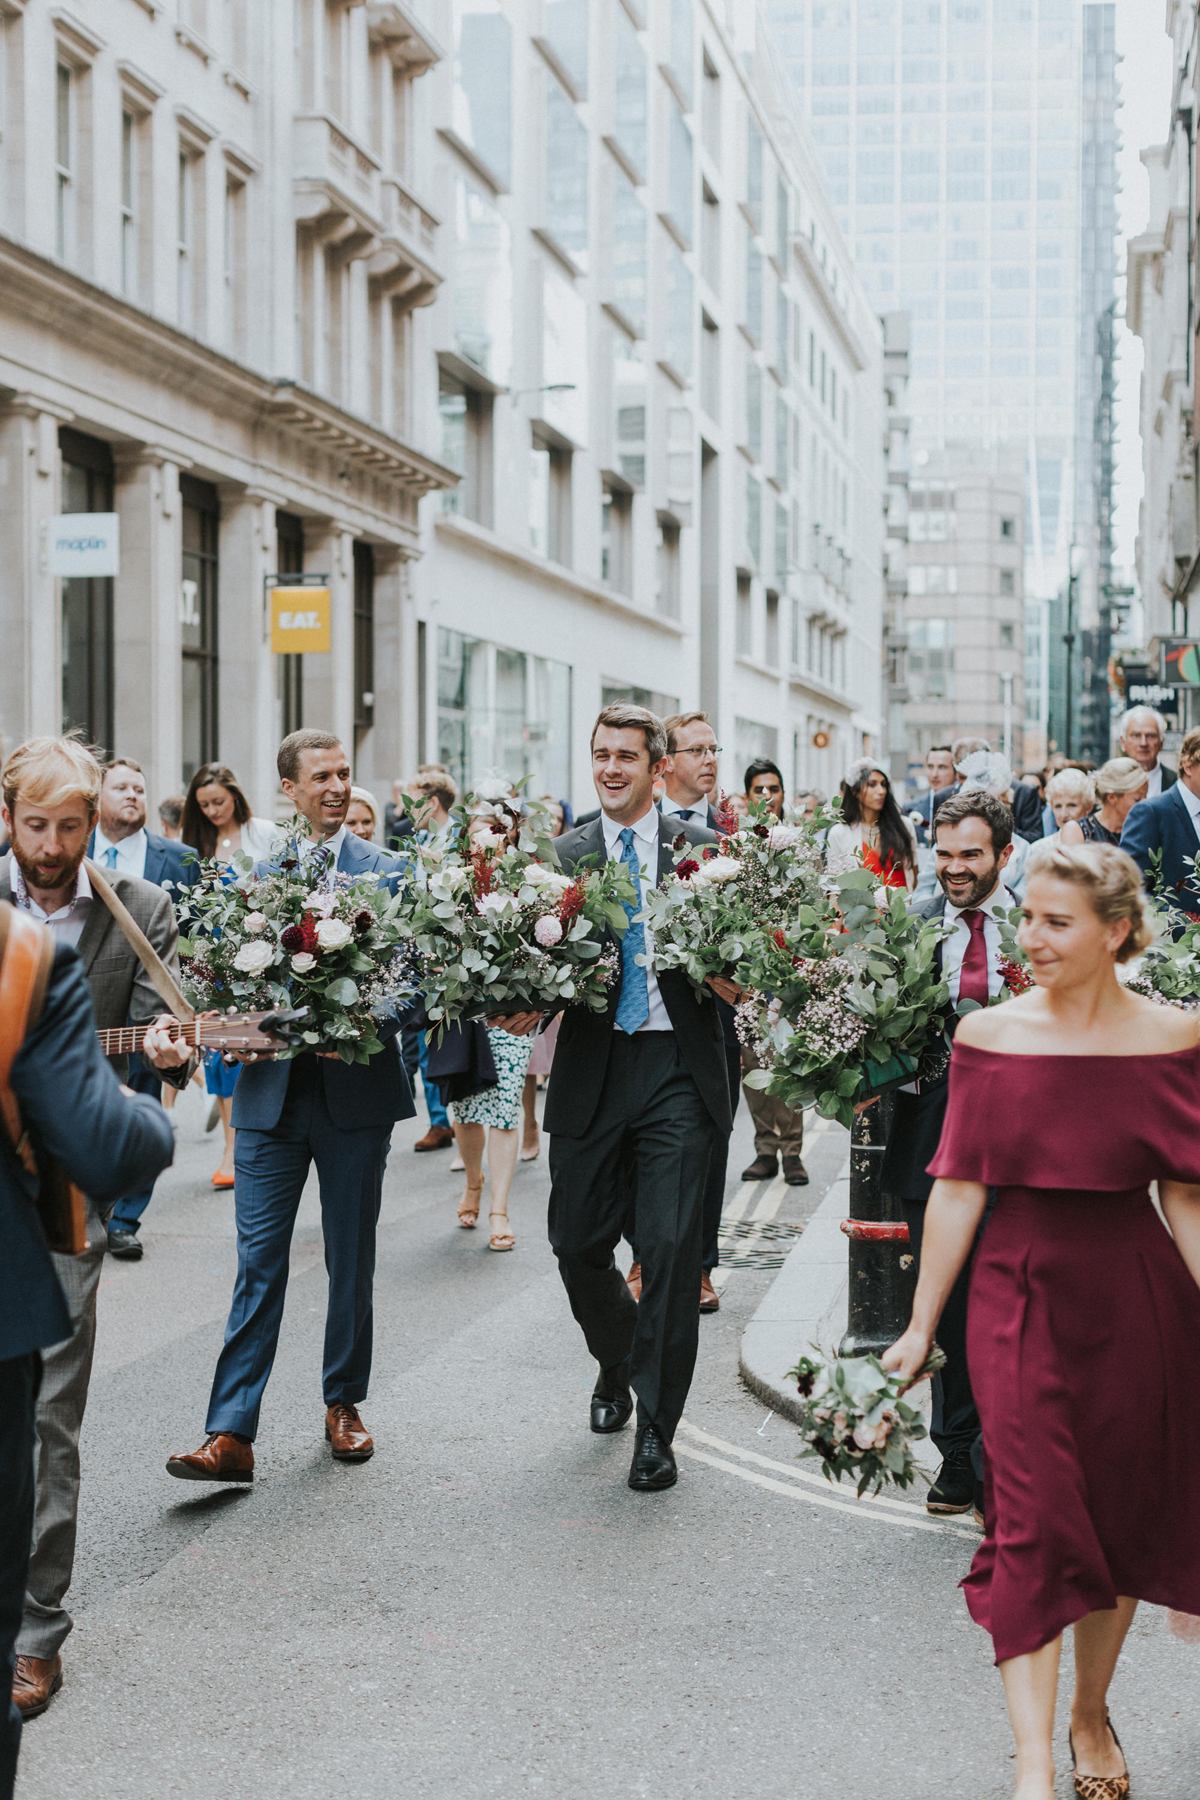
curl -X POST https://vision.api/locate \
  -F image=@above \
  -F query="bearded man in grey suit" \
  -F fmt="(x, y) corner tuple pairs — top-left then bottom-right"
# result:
(0, 737), (194, 1724)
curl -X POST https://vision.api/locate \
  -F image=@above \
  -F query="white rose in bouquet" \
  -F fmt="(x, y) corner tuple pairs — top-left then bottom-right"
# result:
(290, 952), (317, 973)
(691, 855), (742, 887)
(243, 912), (268, 934)
(477, 890), (516, 917)
(232, 940), (275, 976)
(524, 864), (573, 891)
(314, 917), (353, 951)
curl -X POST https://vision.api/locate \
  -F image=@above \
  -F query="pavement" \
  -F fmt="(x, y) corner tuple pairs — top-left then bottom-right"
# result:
(13, 1078), (1200, 1800)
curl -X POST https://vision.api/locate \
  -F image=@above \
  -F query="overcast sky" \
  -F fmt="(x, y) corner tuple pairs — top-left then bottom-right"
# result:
(1112, 0), (1175, 574)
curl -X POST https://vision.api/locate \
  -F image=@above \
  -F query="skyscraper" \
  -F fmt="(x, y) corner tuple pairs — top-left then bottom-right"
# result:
(767, 0), (1120, 764)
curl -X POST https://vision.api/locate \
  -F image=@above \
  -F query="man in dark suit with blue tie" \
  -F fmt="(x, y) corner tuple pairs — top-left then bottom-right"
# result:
(1121, 726), (1200, 917)
(167, 731), (415, 1482)
(495, 705), (732, 1493)
(87, 757), (200, 1258)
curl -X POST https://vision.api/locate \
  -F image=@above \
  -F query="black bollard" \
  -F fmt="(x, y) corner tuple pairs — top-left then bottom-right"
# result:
(838, 1091), (915, 1358)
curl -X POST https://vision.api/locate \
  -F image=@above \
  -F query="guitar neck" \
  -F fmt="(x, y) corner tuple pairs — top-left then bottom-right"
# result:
(97, 1021), (198, 1059)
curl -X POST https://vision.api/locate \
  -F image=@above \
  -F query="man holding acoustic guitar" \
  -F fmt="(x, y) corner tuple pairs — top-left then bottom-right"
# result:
(0, 736), (201, 1725)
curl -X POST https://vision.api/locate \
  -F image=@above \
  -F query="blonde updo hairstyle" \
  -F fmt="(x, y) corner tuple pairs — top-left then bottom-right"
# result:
(1093, 756), (1149, 799)
(1024, 840), (1153, 963)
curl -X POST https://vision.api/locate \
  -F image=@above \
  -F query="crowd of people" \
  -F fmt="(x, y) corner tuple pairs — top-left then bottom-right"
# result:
(2, 696), (1199, 1800)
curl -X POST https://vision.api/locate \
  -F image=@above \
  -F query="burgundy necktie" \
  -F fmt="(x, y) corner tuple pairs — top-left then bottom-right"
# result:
(958, 908), (990, 1008)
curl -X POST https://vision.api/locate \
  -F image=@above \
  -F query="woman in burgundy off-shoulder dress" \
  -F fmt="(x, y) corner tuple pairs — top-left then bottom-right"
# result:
(884, 840), (1200, 1800)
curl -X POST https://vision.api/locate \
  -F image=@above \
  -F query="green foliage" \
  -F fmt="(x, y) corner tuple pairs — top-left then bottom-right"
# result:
(789, 1346), (947, 1496)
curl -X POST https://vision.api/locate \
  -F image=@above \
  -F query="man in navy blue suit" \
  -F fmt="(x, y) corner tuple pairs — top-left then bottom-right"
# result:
(1121, 726), (1200, 916)
(167, 731), (415, 1482)
(87, 757), (200, 1258)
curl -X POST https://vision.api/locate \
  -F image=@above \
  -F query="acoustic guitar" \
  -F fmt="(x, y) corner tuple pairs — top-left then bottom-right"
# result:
(96, 1007), (308, 1062)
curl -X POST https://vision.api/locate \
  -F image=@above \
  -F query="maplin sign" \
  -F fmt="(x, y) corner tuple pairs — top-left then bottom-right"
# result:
(48, 513), (120, 578)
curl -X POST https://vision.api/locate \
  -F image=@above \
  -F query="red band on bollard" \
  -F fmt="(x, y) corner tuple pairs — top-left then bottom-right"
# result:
(840, 1218), (911, 1242)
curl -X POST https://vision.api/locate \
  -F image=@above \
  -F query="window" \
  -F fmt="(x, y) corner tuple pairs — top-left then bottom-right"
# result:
(601, 483), (633, 593)
(354, 542), (375, 756)
(56, 64), (73, 261)
(612, 2), (647, 180)
(326, 0), (350, 121)
(451, 2), (512, 186)
(665, 243), (693, 378)
(543, 0), (588, 95)
(602, 680), (678, 714)
(746, 114), (762, 228)
(808, 330), (815, 386)
(657, 516), (680, 618)
(544, 76), (588, 266)
(745, 235), (761, 342)
(701, 312), (719, 419)
(907, 618), (956, 702)
(177, 150), (196, 329)
(530, 430), (571, 564)
(745, 357), (761, 460)
(439, 367), (493, 526)
(999, 569), (1016, 596)
(999, 621), (1016, 647)
(1000, 515), (1016, 538)
(452, 175), (513, 384)
(775, 392), (788, 483)
(908, 484), (957, 542)
(746, 474), (761, 569)
(776, 172), (789, 267)
(701, 51), (719, 161)
(610, 161), (647, 334)
(120, 111), (136, 295)
(276, 511), (305, 738)
(667, 99), (692, 246)
(701, 183), (719, 292)
(439, 628), (571, 800)
(669, 0), (692, 106)
(736, 569), (752, 655)
(765, 589), (780, 666)
(59, 429), (114, 755)
(180, 476), (219, 783)
(774, 500), (789, 578)
(776, 288), (789, 379)
(612, 330), (646, 487)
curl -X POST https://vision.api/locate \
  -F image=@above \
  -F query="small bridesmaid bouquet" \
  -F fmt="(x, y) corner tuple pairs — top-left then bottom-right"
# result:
(788, 1346), (946, 1497)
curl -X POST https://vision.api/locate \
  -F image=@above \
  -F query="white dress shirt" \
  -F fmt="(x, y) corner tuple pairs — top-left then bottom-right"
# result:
(1144, 761), (1164, 799)
(660, 793), (709, 825)
(940, 882), (1014, 1006)
(601, 807), (672, 1032)
(92, 825), (148, 881)
(10, 855), (93, 950)
(1176, 775), (1200, 844)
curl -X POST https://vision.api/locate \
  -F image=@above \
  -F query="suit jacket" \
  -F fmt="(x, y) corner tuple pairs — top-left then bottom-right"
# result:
(0, 854), (191, 1086)
(230, 830), (417, 1133)
(879, 893), (960, 1204)
(542, 813), (733, 1138)
(1008, 780), (1044, 843)
(1120, 781), (1200, 916)
(908, 783), (959, 842)
(1157, 761), (1179, 792)
(0, 936), (174, 1360)
(86, 828), (199, 891)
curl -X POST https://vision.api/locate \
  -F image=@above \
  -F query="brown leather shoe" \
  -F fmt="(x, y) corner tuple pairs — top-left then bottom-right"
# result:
(13, 1654), (62, 1719)
(413, 1125), (454, 1151)
(699, 1270), (720, 1312)
(741, 1152), (778, 1181)
(326, 1403), (374, 1461)
(165, 1432), (254, 1483)
(626, 1261), (643, 1302)
(782, 1155), (809, 1186)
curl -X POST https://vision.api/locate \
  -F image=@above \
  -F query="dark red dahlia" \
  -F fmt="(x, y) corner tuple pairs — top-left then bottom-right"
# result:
(280, 924), (304, 952)
(753, 823), (770, 839)
(354, 909), (373, 934)
(676, 858), (700, 879)
(673, 833), (688, 851)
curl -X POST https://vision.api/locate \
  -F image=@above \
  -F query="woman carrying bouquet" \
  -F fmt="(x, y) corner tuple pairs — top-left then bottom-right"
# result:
(448, 797), (536, 1250)
(825, 759), (916, 892)
(884, 841), (1200, 1800)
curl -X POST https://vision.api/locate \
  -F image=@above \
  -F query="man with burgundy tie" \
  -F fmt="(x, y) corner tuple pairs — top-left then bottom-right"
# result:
(493, 704), (731, 1492)
(880, 789), (1015, 1523)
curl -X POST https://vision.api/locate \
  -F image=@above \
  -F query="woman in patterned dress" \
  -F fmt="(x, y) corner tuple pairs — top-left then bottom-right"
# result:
(449, 796), (535, 1251)
(1059, 757), (1147, 850)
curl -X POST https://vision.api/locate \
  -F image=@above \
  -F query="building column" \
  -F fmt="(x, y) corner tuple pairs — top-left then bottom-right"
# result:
(366, 544), (411, 798)
(112, 447), (188, 803)
(302, 520), (355, 753)
(217, 486), (283, 818)
(0, 395), (74, 745)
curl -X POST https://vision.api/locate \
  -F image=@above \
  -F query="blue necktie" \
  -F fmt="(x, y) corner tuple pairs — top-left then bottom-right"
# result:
(676, 809), (694, 822)
(103, 846), (119, 869)
(614, 827), (650, 1035)
(308, 843), (331, 886)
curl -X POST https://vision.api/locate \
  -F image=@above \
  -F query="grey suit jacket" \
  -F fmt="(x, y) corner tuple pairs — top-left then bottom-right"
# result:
(0, 853), (192, 1085)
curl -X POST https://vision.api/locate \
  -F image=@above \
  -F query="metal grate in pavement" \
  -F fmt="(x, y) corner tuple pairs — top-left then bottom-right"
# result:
(716, 1218), (804, 1269)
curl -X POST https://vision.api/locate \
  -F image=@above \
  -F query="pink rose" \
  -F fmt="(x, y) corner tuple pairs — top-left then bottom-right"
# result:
(535, 914), (563, 947)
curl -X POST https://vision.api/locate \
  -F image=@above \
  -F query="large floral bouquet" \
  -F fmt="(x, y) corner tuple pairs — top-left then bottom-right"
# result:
(402, 802), (637, 1027)
(174, 834), (416, 1062)
(638, 806), (830, 994)
(737, 867), (952, 1126)
(789, 1346), (946, 1496)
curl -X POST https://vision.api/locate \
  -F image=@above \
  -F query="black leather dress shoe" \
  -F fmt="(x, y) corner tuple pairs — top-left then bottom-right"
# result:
(926, 1454), (974, 1514)
(106, 1228), (143, 1261)
(590, 1361), (633, 1434)
(628, 1423), (677, 1491)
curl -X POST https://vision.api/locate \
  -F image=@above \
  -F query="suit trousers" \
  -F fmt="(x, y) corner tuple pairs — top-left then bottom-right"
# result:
(627, 1042), (739, 1272)
(741, 1046), (804, 1159)
(548, 1033), (715, 1441)
(901, 1196), (988, 1480)
(108, 1057), (165, 1234)
(401, 1023), (450, 1130)
(205, 1059), (392, 1439)
(17, 1205), (106, 1661)
(0, 1353), (40, 1800)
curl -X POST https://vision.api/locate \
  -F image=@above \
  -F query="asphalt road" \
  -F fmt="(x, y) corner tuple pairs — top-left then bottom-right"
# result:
(14, 1078), (1200, 1800)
